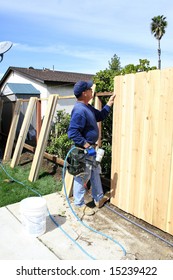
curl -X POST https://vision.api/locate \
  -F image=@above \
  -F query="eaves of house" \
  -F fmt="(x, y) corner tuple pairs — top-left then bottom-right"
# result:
(0, 66), (94, 86)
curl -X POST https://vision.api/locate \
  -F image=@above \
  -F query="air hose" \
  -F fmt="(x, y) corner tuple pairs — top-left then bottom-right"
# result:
(63, 146), (127, 257)
(0, 160), (96, 260)
(64, 146), (173, 252)
(0, 150), (126, 259)
(105, 204), (173, 249)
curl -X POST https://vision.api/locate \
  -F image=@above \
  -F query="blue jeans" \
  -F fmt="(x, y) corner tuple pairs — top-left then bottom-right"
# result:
(73, 155), (103, 206)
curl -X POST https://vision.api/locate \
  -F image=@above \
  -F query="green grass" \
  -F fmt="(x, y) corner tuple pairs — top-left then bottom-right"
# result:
(0, 162), (62, 207)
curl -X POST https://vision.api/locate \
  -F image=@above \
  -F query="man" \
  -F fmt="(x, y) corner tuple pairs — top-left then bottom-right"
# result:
(68, 80), (116, 215)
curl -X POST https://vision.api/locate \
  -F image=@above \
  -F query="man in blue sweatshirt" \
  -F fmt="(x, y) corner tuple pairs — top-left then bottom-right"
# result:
(68, 80), (116, 215)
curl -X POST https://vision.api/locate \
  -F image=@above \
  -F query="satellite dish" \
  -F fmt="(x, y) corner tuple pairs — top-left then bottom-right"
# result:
(0, 41), (13, 62)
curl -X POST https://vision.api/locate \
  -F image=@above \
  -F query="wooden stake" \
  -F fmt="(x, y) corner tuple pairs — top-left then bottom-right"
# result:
(0, 100), (4, 134)
(36, 100), (41, 143)
(10, 97), (37, 168)
(61, 169), (74, 197)
(3, 99), (22, 162)
(94, 96), (102, 147)
(28, 95), (59, 182)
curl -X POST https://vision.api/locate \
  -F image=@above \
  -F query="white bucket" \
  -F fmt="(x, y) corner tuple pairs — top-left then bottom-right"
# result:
(20, 197), (47, 237)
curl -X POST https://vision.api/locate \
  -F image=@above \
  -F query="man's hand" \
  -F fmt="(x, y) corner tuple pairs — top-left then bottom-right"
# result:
(107, 93), (116, 107)
(83, 142), (91, 149)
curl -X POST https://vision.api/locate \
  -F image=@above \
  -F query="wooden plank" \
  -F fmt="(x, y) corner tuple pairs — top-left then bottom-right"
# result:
(0, 100), (3, 133)
(94, 96), (102, 147)
(61, 170), (74, 197)
(3, 100), (22, 162)
(111, 75), (124, 206)
(89, 84), (96, 105)
(152, 68), (173, 232)
(120, 73), (135, 213)
(137, 70), (160, 223)
(128, 72), (147, 216)
(36, 100), (41, 143)
(166, 68), (173, 235)
(111, 74), (135, 212)
(23, 143), (64, 166)
(58, 95), (75, 99)
(28, 95), (58, 182)
(10, 97), (37, 168)
(96, 92), (113, 97)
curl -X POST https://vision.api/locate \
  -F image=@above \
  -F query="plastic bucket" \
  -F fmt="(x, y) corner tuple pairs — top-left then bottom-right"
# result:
(20, 197), (47, 237)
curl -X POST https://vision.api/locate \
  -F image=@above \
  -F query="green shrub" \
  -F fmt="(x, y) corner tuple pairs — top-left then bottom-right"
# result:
(46, 110), (73, 158)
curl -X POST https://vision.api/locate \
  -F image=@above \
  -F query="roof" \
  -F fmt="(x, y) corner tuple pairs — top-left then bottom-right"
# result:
(6, 83), (40, 94)
(0, 67), (94, 86)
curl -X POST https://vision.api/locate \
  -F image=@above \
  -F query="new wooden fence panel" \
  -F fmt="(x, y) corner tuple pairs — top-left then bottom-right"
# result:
(111, 68), (173, 235)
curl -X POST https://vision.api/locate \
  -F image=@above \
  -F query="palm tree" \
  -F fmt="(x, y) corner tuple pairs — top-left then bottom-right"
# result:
(150, 15), (168, 69)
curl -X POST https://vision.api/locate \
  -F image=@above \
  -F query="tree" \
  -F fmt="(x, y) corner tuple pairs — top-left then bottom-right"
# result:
(150, 15), (168, 69)
(94, 54), (121, 92)
(108, 54), (121, 71)
(120, 59), (156, 75)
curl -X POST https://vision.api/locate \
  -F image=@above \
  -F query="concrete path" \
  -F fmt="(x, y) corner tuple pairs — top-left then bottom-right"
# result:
(0, 192), (173, 260)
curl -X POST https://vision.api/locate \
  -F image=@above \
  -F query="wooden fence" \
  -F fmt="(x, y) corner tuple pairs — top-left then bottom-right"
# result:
(111, 68), (173, 235)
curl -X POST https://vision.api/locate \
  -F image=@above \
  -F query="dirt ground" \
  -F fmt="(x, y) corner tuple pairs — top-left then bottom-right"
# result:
(1, 146), (173, 260)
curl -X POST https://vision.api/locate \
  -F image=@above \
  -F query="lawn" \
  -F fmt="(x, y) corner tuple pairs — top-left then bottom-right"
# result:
(0, 156), (63, 207)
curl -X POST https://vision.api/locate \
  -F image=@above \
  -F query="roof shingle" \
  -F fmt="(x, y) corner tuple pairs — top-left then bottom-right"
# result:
(0, 67), (94, 86)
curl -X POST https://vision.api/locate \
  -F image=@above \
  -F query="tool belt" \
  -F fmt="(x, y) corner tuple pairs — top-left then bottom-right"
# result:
(67, 147), (86, 176)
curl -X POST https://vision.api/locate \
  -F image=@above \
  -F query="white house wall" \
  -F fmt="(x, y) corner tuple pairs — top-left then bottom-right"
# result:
(2, 84), (16, 101)
(48, 84), (75, 115)
(1, 71), (75, 118)
(1, 71), (47, 118)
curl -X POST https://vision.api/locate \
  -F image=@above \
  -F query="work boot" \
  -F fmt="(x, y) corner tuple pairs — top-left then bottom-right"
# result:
(74, 205), (95, 216)
(95, 192), (111, 208)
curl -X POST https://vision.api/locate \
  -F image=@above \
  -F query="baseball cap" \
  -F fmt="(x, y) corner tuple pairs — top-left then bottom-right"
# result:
(73, 80), (93, 98)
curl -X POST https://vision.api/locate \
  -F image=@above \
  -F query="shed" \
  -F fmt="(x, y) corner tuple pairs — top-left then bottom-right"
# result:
(1, 83), (40, 137)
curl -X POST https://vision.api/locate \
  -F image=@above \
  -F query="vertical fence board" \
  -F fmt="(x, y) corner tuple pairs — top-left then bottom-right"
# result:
(128, 71), (148, 216)
(111, 75), (125, 207)
(153, 69), (173, 230)
(120, 74), (135, 212)
(166, 69), (173, 234)
(138, 70), (161, 223)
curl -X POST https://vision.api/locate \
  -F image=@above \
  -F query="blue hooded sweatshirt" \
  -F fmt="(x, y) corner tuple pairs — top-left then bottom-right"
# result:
(68, 102), (111, 147)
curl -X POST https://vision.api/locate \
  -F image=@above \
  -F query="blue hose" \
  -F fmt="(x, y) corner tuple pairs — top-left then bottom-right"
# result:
(63, 146), (127, 257)
(0, 147), (126, 259)
(0, 161), (95, 260)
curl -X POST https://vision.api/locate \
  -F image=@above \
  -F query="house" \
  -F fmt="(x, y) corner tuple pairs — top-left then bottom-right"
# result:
(0, 66), (93, 136)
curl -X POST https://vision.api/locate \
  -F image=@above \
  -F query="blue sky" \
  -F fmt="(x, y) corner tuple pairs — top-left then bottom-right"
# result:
(1, 0), (173, 78)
